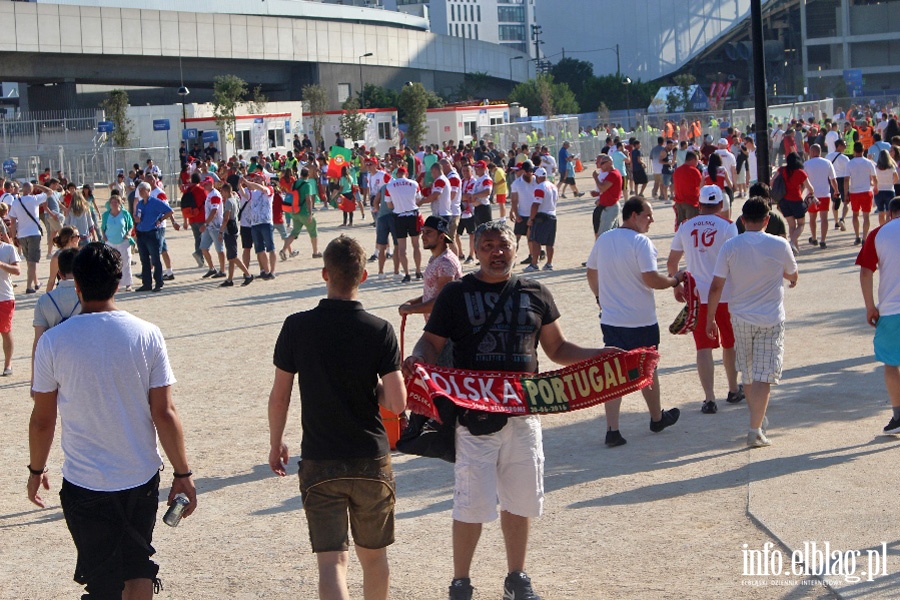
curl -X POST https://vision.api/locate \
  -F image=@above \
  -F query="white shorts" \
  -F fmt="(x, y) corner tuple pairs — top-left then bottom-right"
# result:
(731, 317), (785, 384)
(452, 415), (544, 523)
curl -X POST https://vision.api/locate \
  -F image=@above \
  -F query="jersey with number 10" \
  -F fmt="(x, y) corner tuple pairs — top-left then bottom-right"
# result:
(670, 213), (738, 303)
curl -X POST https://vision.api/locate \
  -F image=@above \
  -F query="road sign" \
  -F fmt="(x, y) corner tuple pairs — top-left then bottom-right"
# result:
(97, 121), (114, 133)
(153, 119), (171, 131)
(202, 131), (219, 143)
(843, 69), (864, 96)
(182, 128), (198, 140)
(2, 159), (15, 175)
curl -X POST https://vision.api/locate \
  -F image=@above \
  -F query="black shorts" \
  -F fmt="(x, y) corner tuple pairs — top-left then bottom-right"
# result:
(457, 216), (475, 235)
(240, 225), (253, 250)
(633, 170), (648, 185)
(601, 323), (661, 351)
(60, 473), (160, 596)
(563, 176), (576, 185)
(224, 231), (239, 260)
(778, 199), (807, 220)
(513, 218), (529, 237)
(529, 213), (557, 246)
(834, 178), (847, 210)
(875, 190), (894, 213)
(394, 213), (420, 239)
(473, 203), (492, 226)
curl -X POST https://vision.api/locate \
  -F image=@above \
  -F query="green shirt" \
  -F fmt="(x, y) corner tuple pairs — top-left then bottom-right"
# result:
(292, 178), (313, 216)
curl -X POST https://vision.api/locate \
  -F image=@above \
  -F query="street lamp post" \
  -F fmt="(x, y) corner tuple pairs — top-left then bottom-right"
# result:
(509, 55), (523, 84)
(623, 76), (632, 131)
(358, 52), (373, 107)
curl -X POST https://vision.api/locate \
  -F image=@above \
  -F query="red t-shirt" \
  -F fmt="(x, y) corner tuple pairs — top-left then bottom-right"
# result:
(597, 169), (622, 208)
(780, 167), (809, 201)
(185, 184), (207, 224)
(272, 191), (285, 224)
(673, 164), (702, 206)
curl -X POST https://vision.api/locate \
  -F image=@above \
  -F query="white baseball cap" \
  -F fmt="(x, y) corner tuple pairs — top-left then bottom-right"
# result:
(699, 185), (724, 205)
(534, 167), (548, 177)
(717, 137), (729, 146)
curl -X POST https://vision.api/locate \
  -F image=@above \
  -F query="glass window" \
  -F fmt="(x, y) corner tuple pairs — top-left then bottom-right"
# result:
(378, 121), (392, 140)
(235, 130), (251, 151)
(474, 24), (479, 39)
(468, 24), (472, 38)
(490, 116), (504, 126)
(498, 24), (526, 41)
(268, 127), (285, 148)
(338, 83), (351, 103)
(463, 121), (477, 138)
(477, 5), (481, 21)
(497, 5), (525, 22)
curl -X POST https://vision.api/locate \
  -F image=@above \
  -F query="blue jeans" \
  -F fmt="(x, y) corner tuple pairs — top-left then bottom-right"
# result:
(136, 229), (164, 288)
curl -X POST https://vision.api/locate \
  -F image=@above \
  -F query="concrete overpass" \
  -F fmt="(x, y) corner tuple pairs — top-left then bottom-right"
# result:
(0, 0), (532, 110)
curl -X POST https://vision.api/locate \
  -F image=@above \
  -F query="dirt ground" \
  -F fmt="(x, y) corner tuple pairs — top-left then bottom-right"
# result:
(1, 170), (891, 599)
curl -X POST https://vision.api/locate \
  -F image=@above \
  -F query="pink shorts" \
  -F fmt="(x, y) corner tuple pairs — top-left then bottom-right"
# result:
(0, 300), (14, 333)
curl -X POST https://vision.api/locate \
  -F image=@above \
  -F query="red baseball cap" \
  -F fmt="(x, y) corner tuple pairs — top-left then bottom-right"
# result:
(474, 160), (488, 169)
(202, 176), (215, 185)
(396, 166), (408, 175)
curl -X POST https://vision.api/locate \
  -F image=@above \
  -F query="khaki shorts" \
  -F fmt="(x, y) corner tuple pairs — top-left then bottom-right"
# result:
(298, 454), (395, 553)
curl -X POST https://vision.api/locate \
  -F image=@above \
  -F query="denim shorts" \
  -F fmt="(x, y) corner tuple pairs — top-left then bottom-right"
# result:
(60, 473), (160, 597)
(251, 223), (275, 253)
(376, 214), (397, 246)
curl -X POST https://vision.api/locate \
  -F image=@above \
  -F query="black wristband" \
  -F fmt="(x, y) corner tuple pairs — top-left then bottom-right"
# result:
(172, 470), (193, 478)
(28, 464), (47, 476)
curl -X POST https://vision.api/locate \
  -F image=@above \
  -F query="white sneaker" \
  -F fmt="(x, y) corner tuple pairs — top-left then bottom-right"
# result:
(378, 273), (387, 281)
(747, 430), (771, 448)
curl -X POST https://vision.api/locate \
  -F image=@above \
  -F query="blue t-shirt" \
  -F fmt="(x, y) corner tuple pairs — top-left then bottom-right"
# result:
(558, 147), (569, 172)
(134, 197), (172, 232)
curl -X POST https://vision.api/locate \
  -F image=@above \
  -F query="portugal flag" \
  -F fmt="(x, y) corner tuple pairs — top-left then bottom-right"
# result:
(327, 146), (352, 179)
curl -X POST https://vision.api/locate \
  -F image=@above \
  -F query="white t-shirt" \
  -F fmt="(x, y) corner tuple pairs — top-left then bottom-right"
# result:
(712, 231), (797, 327)
(246, 186), (274, 225)
(715, 149), (737, 176)
(533, 181), (558, 216)
(205, 189), (224, 228)
(473, 174), (493, 206)
(429, 174), (452, 216)
(670, 214), (737, 303)
(588, 228), (659, 327)
(747, 150), (758, 182)
(237, 193), (253, 228)
(856, 219), (900, 316)
(32, 311), (176, 491)
(0, 241), (18, 301)
(369, 170), (391, 199)
(847, 157), (876, 193)
(10, 194), (46, 238)
(824, 130), (840, 154)
(825, 152), (850, 178)
(446, 170), (462, 216)
(541, 153), (557, 175)
(803, 157), (836, 198)
(385, 177), (420, 214)
(876, 166), (896, 191)
(510, 176), (537, 217)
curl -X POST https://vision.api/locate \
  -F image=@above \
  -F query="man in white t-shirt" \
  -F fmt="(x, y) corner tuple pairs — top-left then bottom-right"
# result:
(857, 198), (900, 434)
(846, 142), (877, 244)
(0, 233), (19, 376)
(8, 181), (52, 294)
(525, 167), (559, 272)
(803, 144), (839, 248)
(470, 161), (494, 226)
(715, 138), (738, 194)
(666, 185), (741, 414)
(384, 166), (422, 283)
(199, 176), (226, 278)
(509, 161), (538, 263)
(824, 122), (840, 155)
(707, 198), (799, 448)
(28, 243), (196, 598)
(586, 197), (683, 447)
(826, 139), (852, 231)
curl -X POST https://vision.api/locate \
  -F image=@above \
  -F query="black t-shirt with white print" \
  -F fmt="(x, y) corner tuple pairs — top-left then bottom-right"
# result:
(424, 274), (560, 374)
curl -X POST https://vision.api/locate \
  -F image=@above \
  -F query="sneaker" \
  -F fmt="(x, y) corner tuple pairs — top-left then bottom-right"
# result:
(835, 221), (841, 230)
(520, 256), (533, 265)
(202, 269), (217, 279)
(219, 280), (234, 287)
(134, 286), (152, 293)
(368, 252), (378, 262)
(279, 250), (288, 262)
(761, 415), (769, 435)
(162, 273), (175, 281)
(539, 250), (546, 260)
(416, 272), (423, 280)
(605, 429), (627, 447)
(464, 256), (474, 264)
(560, 193), (568, 199)
(819, 241), (827, 249)
(262, 272), (276, 280)
(574, 192), (585, 198)
(855, 237), (862, 245)
(312, 252), (323, 258)
(883, 416), (900, 434)
(401, 274), (411, 283)
(726, 385), (745, 404)
(448, 578), (474, 600)
(378, 273), (387, 281)
(542, 263), (553, 271)
(25, 288), (35, 294)
(211, 271), (227, 279)
(808, 236), (818, 246)
(523, 264), (539, 272)
(650, 408), (680, 433)
(1, 367), (11, 377)
(839, 218), (846, 231)
(701, 400), (718, 414)
(503, 571), (541, 600)
(290, 250), (300, 258)
(790, 243), (800, 256)
(152, 285), (163, 292)
(241, 275), (254, 287)
(192, 252), (205, 268)
(747, 430), (772, 448)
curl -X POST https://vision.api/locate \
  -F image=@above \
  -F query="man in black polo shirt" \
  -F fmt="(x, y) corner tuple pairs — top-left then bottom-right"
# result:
(267, 235), (407, 600)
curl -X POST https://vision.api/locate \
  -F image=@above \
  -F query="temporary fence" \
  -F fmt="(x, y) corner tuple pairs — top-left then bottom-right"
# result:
(476, 116), (579, 163)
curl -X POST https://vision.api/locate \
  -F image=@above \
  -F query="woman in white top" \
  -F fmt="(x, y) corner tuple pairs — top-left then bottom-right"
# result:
(874, 149), (898, 225)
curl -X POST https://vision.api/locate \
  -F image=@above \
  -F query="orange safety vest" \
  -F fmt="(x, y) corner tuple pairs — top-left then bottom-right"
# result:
(858, 125), (874, 150)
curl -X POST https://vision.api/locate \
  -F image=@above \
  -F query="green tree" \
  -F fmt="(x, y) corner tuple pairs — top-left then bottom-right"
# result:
(100, 89), (133, 147)
(339, 97), (368, 144)
(302, 83), (329, 150)
(359, 84), (399, 109)
(212, 75), (251, 143)
(673, 73), (696, 111)
(509, 74), (579, 117)
(550, 58), (594, 100)
(398, 83), (429, 148)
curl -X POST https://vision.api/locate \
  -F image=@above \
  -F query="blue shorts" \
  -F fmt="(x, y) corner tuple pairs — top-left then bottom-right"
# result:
(251, 223), (275, 253)
(874, 190), (894, 213)
(875, 313), (900, 366)
(376, 214), (397, 246)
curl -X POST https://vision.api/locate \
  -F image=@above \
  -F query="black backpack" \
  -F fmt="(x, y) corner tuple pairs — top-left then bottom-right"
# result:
(180, 188), (198, 210)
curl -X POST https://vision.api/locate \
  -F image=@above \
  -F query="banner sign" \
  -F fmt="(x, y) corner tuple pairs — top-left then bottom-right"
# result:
(405, 348), (660, 421)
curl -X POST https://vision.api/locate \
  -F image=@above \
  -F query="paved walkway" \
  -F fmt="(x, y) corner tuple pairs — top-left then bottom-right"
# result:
(1, 173), (895, 599)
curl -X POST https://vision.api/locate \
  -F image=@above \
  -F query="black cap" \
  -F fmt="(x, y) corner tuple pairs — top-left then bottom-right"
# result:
(423, 215), (453, 242)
